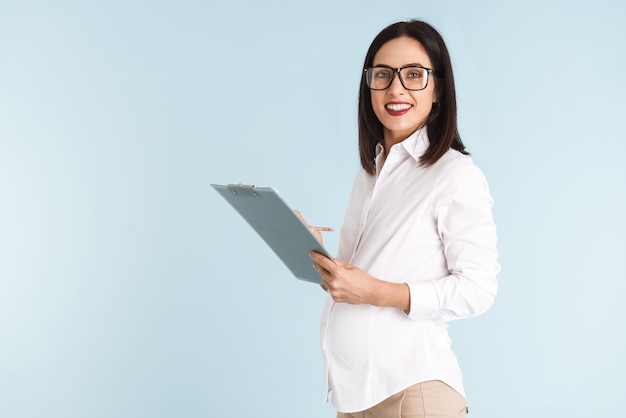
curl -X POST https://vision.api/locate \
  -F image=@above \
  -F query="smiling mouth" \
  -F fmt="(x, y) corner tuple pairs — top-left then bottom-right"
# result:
(385, 103), (412, 111)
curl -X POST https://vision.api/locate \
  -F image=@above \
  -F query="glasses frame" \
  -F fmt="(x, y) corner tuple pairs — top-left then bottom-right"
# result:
(364, 65), (433, 91)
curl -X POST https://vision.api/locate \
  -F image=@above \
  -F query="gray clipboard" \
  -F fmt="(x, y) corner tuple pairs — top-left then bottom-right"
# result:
(211, 183), (333, 284)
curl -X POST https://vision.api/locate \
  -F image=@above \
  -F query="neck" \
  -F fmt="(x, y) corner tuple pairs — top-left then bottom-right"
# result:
(383, 127), (419, 154)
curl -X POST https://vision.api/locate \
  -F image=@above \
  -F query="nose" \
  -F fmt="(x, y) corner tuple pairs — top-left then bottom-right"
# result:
(387, 71), (406, 94)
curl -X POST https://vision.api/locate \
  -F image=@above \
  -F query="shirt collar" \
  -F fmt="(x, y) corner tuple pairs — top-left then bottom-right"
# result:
(374, 126), (430, 164)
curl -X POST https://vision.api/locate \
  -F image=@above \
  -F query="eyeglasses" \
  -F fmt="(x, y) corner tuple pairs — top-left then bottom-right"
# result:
(364, 65), (433, 91)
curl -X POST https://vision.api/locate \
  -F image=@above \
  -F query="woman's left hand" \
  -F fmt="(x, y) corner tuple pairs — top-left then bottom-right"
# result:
(310, 252), (380, 305)
(310, 252), (411, 311)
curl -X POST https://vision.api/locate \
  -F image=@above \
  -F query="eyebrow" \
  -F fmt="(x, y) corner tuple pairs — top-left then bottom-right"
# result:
(372, 62), (428, 68)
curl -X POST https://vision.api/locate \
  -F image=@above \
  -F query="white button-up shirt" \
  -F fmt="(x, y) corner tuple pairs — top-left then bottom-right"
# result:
(320, 127), (500, 413)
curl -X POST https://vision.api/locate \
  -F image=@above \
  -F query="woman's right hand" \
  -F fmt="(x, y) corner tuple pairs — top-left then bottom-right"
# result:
(294, 210), (323, 243)
(294, 210), (329, 292)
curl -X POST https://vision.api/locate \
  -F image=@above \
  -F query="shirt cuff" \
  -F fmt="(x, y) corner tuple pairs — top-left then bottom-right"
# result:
(406, 281), (440, 320)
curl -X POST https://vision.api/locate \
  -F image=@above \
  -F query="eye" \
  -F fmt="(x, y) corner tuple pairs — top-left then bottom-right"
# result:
(405, 69), (423, 79)
(374, 69), (392, 79)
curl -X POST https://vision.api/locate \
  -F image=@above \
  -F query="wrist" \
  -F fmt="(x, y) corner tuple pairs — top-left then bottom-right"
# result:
(369, 279), (385, 307)
(371, 280), (410, 312)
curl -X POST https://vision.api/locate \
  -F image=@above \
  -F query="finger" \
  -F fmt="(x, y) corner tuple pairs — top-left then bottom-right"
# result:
(314, 254), (336, 272)
(334, 259), (350, 268)
(296, 211), (323, 242)
(294, 210), (306, 223)
(310, 250), (335, 262)
(313, 262), (329, 277)
(310, 228), (323, 243)
(309, 251), (327, 263)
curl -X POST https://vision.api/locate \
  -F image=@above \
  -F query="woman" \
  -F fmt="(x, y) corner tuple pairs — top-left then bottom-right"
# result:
(308, 20), (500, 418)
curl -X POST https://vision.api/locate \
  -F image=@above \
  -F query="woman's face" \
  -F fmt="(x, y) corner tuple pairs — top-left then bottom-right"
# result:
(370, 36), (437, 148)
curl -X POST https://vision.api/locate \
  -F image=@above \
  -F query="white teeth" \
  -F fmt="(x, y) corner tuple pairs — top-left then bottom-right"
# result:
(386, 103), (412, 111)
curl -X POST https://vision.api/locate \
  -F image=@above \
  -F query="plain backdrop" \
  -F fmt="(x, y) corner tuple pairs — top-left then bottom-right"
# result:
(1, 1), (625, 417)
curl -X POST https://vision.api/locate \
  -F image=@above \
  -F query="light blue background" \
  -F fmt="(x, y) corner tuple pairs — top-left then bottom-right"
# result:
(1, 1), (625, 417)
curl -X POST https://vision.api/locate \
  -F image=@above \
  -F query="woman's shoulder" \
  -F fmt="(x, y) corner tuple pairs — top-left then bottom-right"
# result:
(432, 149), (490, 194)
(436, 147), (474, 168)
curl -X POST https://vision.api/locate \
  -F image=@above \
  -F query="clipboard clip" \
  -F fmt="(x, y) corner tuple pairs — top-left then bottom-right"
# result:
(227, 183), (257, 196)
(227, 183), (255, 189)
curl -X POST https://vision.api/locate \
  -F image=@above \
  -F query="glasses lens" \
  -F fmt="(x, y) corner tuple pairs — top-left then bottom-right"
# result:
(366, 67), (394, 90)
(399, 67), (428, 90)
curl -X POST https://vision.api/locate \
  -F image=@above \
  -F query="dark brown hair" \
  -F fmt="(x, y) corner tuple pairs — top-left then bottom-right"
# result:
(358, 20), (468, 174)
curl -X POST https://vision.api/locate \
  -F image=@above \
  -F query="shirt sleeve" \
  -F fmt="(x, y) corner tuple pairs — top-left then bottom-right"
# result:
(406, 159), (500, 321)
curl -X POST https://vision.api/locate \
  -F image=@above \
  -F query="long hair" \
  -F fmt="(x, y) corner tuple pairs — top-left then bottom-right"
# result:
(358, 20), (468, 174)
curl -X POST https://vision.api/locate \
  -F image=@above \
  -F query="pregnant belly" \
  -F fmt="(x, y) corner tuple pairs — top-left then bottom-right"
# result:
(326, 303), (450, 364)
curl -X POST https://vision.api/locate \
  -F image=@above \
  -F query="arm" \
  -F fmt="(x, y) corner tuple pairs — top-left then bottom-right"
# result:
(310, 161), (499, 320)
(406, 162), (500, 321)
(309, 253), (410, 311)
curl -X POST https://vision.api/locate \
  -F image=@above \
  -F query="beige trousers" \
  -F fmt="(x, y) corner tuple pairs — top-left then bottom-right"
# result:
(336, 380), (468, 418)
